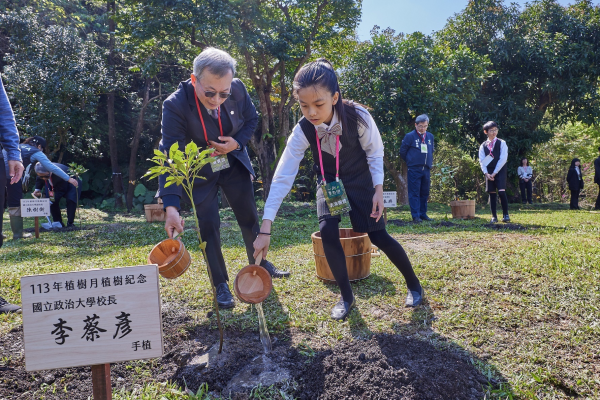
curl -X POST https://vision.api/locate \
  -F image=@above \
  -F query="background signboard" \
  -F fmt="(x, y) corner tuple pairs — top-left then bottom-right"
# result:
(382, 191), (397, 208)
(21, 265), (163, 371)
(20, 198), (51, 217)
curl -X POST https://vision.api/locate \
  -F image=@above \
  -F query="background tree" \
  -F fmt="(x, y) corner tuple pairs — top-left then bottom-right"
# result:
(342, 28), (487, 202)
(438, 0), (600, 167)
(1, 8), (112, 162)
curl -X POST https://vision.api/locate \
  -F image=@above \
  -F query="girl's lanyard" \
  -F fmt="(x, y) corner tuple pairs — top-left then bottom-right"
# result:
(194, 94), (230, 172)
(315, 128), (340, 184)
(315, 128), (349, 215)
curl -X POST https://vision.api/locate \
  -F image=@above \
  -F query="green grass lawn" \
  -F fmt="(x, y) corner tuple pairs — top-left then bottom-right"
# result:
(1, 202), (599, 399)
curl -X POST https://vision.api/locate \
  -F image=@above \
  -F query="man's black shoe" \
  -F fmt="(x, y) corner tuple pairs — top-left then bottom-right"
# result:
(420, 215), (433, 221)
(490, 217), (498, 223)
(331, 298), (355, 320)
(0, 297), (21, 314)
(412, 217), (422, 223)
(215, 283), (235, 309)
(502, 215), (510, 223)
(261, 260), (290, 278)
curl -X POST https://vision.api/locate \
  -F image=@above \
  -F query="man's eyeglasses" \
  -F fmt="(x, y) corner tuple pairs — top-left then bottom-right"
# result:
(196, 80), (231, 99)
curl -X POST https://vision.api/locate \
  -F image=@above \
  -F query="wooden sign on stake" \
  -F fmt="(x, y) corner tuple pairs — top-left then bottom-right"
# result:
(21, 265), (164, 399)
(20, 198), (51, 238)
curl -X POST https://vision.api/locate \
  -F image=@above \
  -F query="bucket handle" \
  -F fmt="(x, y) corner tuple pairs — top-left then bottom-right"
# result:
(172, 228), (198, 241)
(254, 250), (263, 266)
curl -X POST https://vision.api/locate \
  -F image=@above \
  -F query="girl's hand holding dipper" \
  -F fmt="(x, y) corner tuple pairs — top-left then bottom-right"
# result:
(253, 219), (272, 260)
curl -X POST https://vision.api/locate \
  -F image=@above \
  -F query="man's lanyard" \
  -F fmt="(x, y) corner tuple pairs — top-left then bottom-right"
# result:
(315, 128), (340, 185)
(419, 131), (426, 143)
(194, 94), (223, 145)
(487, 138), (497, 158)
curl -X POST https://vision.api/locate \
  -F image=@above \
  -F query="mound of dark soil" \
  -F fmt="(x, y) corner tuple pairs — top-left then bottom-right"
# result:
(294, 335), (488, 400)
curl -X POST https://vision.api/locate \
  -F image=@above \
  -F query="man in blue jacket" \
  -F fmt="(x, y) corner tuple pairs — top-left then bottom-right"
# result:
(0, 75), (24, 314)
(159, 48), (289, 310)
(400, 114), (434, 222)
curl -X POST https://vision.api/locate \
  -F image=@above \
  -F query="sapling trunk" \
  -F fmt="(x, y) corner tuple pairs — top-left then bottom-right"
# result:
(189, 200), (224, 354)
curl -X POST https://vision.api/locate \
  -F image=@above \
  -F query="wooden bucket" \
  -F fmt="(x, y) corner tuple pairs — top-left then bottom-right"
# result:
(147, 238), (191, 279)
(144, 204), (166, 222)
(233, 252), (272, 304)
(450, 200), (476, 219)
(311, 228), (371, 282)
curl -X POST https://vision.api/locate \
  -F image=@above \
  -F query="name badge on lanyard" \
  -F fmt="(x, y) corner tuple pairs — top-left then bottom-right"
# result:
(419, 133), (427, 153)
(194, 94), (230, 173)
(316, 129), (351, 216)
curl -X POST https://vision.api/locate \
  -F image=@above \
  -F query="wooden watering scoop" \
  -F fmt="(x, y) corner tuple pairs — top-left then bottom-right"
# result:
(233, 251), (272, 304)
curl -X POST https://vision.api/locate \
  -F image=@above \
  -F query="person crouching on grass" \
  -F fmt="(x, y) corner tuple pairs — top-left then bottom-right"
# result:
(252, 59), (424, 321)
(478, 121), (510, 223)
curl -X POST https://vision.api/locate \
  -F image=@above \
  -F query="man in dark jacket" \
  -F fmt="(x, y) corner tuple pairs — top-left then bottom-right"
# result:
(400, 114), (434, 222)
(159, 48), (288, 310)
(594, 147), (600, 210)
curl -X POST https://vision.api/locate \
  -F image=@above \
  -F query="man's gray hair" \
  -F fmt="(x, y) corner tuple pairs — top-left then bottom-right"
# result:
(193, 47), (237, 79)
(34, 162), (48, 175)
(415, 114), (429, 124)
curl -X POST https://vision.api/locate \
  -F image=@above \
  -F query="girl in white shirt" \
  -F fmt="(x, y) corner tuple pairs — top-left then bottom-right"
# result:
(252, 59), (423, 321)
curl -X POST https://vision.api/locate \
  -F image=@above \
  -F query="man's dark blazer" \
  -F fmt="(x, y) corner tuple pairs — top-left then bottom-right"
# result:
(595, 156), (600, 184)
(159, 78), (258, 209)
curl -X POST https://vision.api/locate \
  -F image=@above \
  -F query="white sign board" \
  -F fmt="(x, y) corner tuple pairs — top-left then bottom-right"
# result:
(21, 265), (163, 371)
(20, 198), (51, 217)
(382, 191), (397, 208)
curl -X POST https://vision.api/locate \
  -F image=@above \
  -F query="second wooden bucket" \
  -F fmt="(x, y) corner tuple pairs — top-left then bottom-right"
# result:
(311, 228), (371, 282)
(450, 200), (476, 219)
(147, 238), (191, 279)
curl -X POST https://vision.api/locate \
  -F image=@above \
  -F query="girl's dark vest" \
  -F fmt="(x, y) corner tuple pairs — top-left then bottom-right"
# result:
(299, 106), (371, 188)
(20, 144), (42, 168)
(483, 139), (506, 175)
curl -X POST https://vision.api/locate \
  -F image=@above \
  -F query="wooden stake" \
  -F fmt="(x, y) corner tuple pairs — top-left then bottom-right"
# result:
(34, 217), (39, 239)
(383, 208), (388, 224)
(91, 363), (112, 400)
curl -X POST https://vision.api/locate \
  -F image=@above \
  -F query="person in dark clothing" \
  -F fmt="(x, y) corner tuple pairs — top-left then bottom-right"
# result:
(594, 147), (600, 210)
(399, 114), (435, 222)
(518, 158), (533, 204)
(478, 121), (510, 223)
(33, 162), (81, 227)
(253, 59), (424, 321)
(566, 158), (584, 210)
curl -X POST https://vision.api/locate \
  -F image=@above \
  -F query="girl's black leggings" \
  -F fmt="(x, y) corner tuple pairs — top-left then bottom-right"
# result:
(319, 218), (420, 303)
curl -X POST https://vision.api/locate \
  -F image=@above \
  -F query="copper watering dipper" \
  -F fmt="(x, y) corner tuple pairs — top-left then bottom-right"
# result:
(233, 251), (273, 352)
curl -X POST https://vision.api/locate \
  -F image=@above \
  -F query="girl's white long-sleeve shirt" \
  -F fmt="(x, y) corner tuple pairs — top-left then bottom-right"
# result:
(262, 106), (384, 222)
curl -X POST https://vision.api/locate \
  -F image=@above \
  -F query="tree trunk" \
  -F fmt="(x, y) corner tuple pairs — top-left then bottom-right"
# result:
(384, 156), (408, 205)
(107, 0), (124, 207)
(126, 79), (150, 212)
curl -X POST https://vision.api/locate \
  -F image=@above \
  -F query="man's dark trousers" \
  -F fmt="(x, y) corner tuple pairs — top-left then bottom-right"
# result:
(407, 167), (430, 219)
(195, 158), (259, 286)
